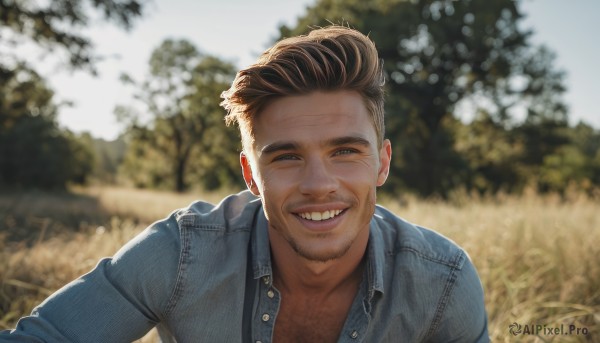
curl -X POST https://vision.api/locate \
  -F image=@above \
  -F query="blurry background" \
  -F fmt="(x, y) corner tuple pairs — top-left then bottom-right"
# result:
(1, 0), (599, 195)
(1, 0), (599, 341)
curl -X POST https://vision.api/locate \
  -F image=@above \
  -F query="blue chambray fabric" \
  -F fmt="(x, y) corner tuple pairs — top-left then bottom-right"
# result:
(1, 190), (489, 342)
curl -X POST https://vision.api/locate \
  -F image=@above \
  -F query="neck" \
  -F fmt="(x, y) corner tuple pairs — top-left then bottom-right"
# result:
(269, 228), (368, 295)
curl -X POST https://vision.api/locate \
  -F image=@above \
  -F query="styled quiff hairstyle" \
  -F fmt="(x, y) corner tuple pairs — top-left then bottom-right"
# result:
(220, 25), (385, 151)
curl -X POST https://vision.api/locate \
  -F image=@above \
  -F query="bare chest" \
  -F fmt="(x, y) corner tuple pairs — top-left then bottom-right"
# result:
(273, 295), (354, 343)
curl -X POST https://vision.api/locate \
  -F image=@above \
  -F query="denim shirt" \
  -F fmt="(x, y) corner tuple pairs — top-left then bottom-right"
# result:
(1, 191), (489, 342)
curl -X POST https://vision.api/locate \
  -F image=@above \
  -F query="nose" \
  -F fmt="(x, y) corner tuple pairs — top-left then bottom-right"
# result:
(298, 157), (339, 197)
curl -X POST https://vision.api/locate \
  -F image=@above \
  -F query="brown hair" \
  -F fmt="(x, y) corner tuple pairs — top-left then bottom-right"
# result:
(220, 25), (385, 151)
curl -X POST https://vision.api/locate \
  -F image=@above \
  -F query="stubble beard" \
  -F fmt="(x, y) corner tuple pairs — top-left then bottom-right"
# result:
(270, 192), (376, 263)
(284, 231), (355, 263)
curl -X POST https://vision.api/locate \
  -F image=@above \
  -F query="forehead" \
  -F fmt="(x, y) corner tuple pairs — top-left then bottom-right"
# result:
(252, 90), (377, 146)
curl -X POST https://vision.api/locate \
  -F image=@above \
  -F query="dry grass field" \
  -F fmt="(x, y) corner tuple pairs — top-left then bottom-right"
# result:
(1, 186), (598, 342)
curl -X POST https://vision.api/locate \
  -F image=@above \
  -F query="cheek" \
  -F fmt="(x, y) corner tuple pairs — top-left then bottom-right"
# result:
(334, 159), (380, 183)
(340, 162), (379, 204)
(259, 168), (294, 193)
(257, 169), (294, 213)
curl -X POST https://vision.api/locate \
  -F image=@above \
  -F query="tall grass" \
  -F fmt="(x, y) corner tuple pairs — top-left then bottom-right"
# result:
(1, 187), (598, 342)
(385, 190), (600, 342)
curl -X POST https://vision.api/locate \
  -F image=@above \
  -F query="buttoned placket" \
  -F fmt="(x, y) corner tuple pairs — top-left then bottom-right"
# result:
(336, 269), (373, 343)
(253, 275), (281, 343)
(251, 273), (374, 343)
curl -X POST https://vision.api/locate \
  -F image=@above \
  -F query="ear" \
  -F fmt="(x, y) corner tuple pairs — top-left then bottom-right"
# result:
(376, 139), (392, 187)
(240, 152), (260, 196)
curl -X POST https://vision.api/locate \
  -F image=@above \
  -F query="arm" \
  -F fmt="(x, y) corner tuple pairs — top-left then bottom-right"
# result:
(0, 215), (182, 343)
(426, 256), (490, 343)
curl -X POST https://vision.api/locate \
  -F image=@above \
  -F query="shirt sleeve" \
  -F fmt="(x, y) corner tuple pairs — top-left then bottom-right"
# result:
(426, 255), (490, 343)
(0, 214), (183, 343)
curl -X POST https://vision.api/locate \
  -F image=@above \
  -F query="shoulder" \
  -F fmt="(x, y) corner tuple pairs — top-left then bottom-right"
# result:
(113, 191), (260, 260)
(114, 190), (261, 280)
(373, 205), (466, 269)
(371, 205), (489, 341)
(173, 190), (261, 232)
(107, 191), (261, 311)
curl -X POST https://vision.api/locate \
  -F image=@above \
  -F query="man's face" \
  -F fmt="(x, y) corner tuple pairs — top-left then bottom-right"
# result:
(241, 90), (391, 263)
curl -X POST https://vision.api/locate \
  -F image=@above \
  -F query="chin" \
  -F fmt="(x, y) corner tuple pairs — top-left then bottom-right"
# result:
(290, 240), (354, 263)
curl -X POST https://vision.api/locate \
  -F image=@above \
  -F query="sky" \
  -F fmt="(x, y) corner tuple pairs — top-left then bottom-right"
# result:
(38, 0), (600, 141)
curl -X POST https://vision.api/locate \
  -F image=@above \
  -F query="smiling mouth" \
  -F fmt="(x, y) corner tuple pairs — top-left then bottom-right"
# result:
(297, 209), (345, 221)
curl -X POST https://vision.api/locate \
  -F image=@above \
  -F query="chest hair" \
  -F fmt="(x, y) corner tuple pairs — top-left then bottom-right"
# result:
(273, 292), (355, 343)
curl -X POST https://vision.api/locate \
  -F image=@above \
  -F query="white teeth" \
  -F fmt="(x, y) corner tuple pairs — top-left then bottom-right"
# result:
(299, 209), (342, 221)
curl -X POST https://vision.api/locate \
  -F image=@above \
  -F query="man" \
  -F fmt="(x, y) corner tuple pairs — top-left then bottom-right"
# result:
(1, 26), (488, 342)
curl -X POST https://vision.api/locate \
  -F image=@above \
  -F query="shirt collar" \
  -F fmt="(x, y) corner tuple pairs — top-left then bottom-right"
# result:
(366, 215), (386, 296)
(251, 207), (273, 280)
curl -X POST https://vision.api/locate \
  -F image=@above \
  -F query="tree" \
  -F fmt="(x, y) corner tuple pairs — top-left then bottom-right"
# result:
(454, 111), (524, 194)
(118, 39), (241, 192)
(536, 122), (600, 194)
(0, 64), (94, 188)
(88, 135), (128, 183)
(280, 0), (569, 197)
(0, 0), (144, 72)
(0, 0), (146, 189)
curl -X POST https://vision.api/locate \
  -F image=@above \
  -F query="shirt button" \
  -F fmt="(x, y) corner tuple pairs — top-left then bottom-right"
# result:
(350, 330), (359, 339)
(262, 313), (270, 322)
(267, 290), (275, 298)
(263, 276), (270, 285)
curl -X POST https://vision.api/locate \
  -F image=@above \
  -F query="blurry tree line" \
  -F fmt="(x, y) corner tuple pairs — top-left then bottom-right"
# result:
(1, 0), (599, 197)
(114, 39), (242, 192)
(0, 0), (144, 188)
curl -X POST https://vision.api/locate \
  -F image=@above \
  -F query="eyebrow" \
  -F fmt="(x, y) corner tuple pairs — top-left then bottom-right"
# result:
(260, 135), (371, 155)
(329, 135), (371, 148)
(261, 142), (299, 155)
